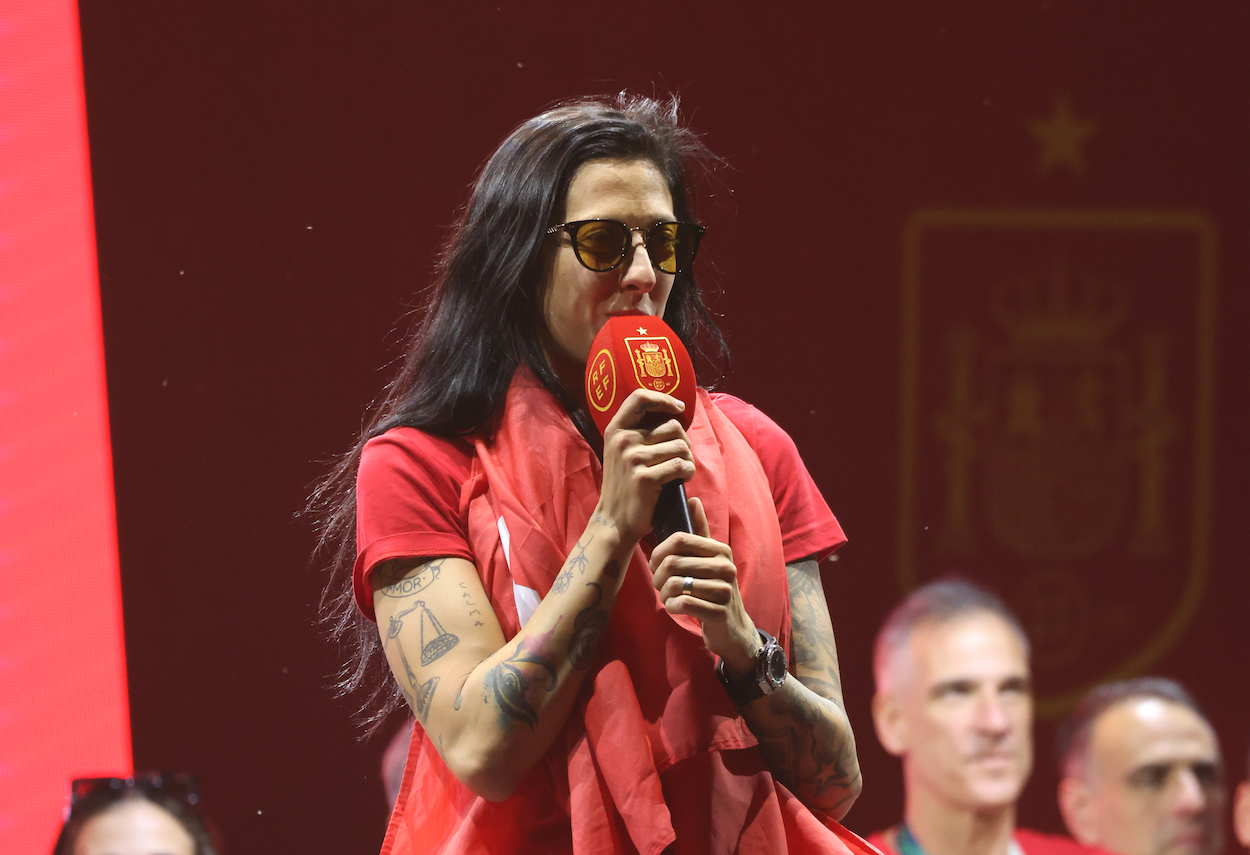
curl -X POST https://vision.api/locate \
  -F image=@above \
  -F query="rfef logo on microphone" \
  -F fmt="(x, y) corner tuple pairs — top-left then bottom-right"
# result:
(625, 331), (680, 395)
(586, 347), (616, 415)
(585, 315), (697, 435)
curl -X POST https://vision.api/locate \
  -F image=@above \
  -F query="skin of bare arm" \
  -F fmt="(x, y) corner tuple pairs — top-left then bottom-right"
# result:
(651, 508), (862, 819)
(371, 389), (693, 802)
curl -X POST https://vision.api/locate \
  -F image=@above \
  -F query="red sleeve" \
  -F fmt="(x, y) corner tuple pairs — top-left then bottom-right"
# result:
(709, 393), (847, 564)
(353, 427), (476, 622)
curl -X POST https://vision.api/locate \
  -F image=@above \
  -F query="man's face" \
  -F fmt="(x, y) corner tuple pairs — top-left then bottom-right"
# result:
(1078, 698), (1225, 855)
(876, 612), (1033, 812)
(1233, 778), (1250, 849)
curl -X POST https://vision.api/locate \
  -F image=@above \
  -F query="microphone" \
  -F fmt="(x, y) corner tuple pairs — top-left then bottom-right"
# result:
(585, 315), (698, 545)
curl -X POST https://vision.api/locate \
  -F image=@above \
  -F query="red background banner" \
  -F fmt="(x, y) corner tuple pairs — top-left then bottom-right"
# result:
(0, 2), (130, 852)
(13, 2), (1244, 852)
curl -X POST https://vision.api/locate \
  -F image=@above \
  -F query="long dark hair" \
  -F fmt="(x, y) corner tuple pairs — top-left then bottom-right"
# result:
(52, 776), (219, 855)
(310, 94), (729, 732)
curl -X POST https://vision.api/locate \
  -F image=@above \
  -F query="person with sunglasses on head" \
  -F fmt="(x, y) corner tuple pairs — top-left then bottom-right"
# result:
(312, 94), (871, 854)
(51, 773), (219, 855)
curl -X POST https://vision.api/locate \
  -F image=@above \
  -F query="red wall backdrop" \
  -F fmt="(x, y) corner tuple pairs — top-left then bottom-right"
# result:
(1, 3), (131, 852)
(74, 3), (1248, 852)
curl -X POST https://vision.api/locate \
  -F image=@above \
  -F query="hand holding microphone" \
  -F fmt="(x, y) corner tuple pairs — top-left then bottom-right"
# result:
(585, 316), (759, 668)
(585, 315), (698, 544)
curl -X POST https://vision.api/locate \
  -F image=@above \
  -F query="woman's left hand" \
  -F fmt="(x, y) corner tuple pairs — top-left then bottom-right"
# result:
(649, 496), (761, 675)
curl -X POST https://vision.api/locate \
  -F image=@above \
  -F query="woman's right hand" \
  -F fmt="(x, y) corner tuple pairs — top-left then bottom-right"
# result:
(595, 388), (694, 544)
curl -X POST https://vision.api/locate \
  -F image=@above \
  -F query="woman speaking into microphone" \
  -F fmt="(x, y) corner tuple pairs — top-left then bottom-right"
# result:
(312, 95), (867, 854)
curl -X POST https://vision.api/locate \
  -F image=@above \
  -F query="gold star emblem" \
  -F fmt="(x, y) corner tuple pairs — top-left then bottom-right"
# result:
(636, 326), (648, 335)
(1027, 95), (1096, 175)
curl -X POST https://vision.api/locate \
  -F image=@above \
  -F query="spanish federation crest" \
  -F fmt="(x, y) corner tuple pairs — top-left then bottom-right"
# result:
(586, 347), (617, 415)
(625, 334), (680, 395)
(898, 208), (1216, 715)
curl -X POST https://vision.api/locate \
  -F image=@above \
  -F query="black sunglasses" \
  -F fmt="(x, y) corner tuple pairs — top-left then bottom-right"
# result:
(68, 772), (201, 812)
(546, 219), (705, 274)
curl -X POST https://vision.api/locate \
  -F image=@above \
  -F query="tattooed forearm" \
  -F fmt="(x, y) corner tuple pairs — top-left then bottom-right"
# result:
(484, 630), (560, 728)
(780, 691), (860, 802)
(569, 537), (591, 575)
(568, 583), (608, 669)
(755, 690), (862, 814)
(552, 567), (572, 594)
(786, 561), (845, 706)
(741, 559), (860, 816)
(601, 556), (621, 579)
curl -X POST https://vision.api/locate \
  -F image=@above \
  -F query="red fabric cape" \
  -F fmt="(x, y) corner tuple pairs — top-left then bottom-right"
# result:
(382, 368), (876, 855)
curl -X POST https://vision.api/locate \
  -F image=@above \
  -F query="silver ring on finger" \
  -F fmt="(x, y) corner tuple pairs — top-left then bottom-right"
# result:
(682, 576), (695, 597)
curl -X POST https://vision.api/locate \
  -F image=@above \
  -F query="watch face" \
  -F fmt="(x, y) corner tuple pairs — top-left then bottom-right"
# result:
(764, 645), (787, 688)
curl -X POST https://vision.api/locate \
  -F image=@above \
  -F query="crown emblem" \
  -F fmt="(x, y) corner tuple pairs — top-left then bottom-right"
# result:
(640, 341), (661, 353)
(993, 254), (1125, 345)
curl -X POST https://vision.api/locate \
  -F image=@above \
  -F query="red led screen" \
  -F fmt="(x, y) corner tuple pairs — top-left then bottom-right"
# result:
(0, 1), (131, 851)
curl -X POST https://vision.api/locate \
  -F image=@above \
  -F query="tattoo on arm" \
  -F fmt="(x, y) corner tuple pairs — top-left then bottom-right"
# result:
(552, 567), (572, 594)
(413, 676), (439, 723)
(757, 691), (861, 812)
(484, 629), (559, 729)
(568, 582), (608, 669)
(413, 600), (460, 665)
(569, 537), (590, 575)
(786, 560), (844, 705)
(385, 603), (422, 687)
(601, 556), (621, 579)
(743, 560), (860, 813)
(383, 595), (459, 723)
(378, 558), (445, 598)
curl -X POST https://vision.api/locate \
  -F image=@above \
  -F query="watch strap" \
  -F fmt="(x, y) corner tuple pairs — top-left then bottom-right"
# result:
(716, 629), (784, 707)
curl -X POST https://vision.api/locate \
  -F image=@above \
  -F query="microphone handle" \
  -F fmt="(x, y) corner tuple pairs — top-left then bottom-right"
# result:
(653, 480), (693, 545)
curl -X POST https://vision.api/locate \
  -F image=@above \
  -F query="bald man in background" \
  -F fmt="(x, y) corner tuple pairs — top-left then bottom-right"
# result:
(868, 580), (1107, 855)
(1055, 678), (1224, 855)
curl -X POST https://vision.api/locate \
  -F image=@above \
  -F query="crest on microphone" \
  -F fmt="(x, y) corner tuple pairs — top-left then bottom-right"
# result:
(626, 334), (680, 394)
(586, 347), (617, 415)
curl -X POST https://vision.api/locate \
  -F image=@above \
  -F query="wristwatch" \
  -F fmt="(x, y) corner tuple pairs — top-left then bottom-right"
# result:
(716, 629), (787, 707)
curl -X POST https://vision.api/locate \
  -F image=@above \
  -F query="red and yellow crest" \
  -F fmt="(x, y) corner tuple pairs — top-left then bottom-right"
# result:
(585, 316), (697, 435)
(625, 334), (681, 395)
(897, 206), (1217, 716)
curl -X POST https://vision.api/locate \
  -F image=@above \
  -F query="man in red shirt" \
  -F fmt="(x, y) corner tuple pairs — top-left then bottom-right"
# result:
(865, 580), (1107, 855)
(1056, 678), (1225, 855)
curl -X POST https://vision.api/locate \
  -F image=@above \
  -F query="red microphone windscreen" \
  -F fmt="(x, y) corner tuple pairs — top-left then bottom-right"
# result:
(585, 315), (697, 435)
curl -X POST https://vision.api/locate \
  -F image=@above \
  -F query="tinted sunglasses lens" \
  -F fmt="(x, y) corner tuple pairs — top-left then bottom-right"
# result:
(652, 223), (701, 274)
(572, 221), (629, 271)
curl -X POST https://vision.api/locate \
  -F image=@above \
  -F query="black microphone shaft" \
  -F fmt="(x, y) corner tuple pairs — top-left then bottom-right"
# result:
(653, 480), (693, 544)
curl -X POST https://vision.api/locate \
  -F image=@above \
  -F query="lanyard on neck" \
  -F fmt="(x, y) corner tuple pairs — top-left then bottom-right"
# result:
(896, 826), (926, 855)
(896, 824), (1025, 855)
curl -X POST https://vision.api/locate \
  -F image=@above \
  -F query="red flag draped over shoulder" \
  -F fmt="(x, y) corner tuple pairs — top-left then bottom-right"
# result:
(382, 366), (877, 855)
